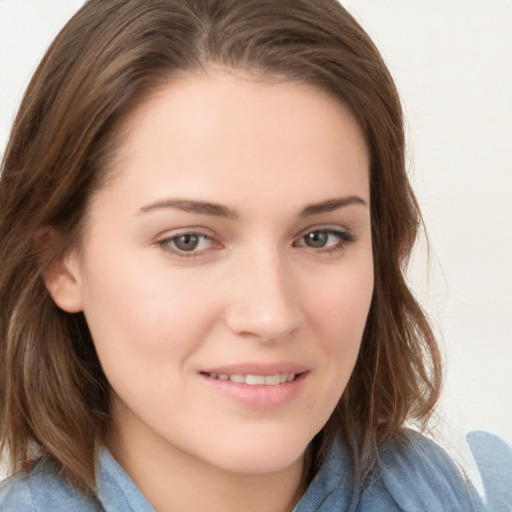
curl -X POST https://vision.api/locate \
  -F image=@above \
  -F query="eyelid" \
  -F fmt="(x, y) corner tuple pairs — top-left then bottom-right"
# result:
(295, 224), (351, 240)
(293, 225), (357, 252)
(155, 227), (222, 258)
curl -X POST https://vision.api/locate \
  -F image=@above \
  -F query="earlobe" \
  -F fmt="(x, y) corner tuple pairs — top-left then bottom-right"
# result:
(37, 228), (84, 313)
(43, 252), (84, 313)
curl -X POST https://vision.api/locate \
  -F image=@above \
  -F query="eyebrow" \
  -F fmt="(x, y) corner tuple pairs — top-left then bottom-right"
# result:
(299, 196), (367, 217)
(138, 195), (367, 218)
(139, 199), (238, 218)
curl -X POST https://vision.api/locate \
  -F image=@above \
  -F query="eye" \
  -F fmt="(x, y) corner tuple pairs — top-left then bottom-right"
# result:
(303, 230), (331, 248)
(295, 228), (356, 252)
(157, 232), (218, 256)
(172, 233), (207, 251)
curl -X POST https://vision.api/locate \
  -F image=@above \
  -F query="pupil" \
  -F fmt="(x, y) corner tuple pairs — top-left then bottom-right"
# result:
(175, 234), (199, 251)
(306, 231), (327, 248)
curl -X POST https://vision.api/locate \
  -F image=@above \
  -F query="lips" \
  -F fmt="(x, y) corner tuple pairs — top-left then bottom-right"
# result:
(203, 372), (298, 385)
(200, 362), (308, 383)
(199, 363), (309, 408)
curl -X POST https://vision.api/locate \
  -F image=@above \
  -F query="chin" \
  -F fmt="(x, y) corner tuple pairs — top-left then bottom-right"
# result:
(200, 427), (313, 475)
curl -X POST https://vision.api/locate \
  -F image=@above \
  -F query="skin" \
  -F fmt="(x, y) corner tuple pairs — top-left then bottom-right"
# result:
(47, 70), (373, 512)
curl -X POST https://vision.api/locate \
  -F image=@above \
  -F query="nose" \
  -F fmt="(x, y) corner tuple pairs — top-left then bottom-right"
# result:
(224, 248), (303, 343)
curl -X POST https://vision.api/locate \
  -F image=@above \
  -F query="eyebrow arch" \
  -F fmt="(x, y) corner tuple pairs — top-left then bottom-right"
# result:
(300, 196), (368, 217)
(138, 199), (238, 219)
(138, 195), (367, 219)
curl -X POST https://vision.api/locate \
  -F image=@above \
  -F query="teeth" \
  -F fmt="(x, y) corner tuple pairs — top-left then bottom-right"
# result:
(264, 374), (281, 386)
(245, 374), (265, 385)
(207, 372), (297, 385)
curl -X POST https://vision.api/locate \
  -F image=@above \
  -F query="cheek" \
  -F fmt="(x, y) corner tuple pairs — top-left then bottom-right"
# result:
(305, 257), (374, 394)
(293, 260), (373, 438)
(307, 259), (374, 343)
(79, 252), (220, 375)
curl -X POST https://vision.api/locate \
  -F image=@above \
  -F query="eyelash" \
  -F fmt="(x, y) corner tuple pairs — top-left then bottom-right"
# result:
(156, 227), (356, 259)
(156, 232), (218, 259)
(293, 229), (357, 254)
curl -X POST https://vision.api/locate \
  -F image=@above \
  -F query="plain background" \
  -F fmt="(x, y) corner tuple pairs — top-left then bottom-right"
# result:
(1, 0), (511, 477)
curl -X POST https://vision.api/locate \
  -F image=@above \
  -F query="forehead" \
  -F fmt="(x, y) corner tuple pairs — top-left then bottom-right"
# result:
(96, 70), (370, 215)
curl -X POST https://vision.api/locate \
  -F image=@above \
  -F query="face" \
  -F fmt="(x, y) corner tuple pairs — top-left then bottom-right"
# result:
(54, 71), (373, 476)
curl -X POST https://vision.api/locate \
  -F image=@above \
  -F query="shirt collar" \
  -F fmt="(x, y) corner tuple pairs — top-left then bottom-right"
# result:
(97, 440), (356, 512)
(97, 447), (155, 512)
(293, 439), (357, 512)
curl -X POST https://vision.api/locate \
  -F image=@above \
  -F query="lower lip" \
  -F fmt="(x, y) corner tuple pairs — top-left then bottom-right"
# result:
(200, 372), (308, 409)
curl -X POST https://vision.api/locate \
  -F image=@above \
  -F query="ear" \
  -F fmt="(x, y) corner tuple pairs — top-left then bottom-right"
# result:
(44, 253), (84, 313)
(37, 228), (84, 313)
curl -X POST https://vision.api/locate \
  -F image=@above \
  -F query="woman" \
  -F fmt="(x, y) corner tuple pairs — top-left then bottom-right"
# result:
(0, 0), (509, 510)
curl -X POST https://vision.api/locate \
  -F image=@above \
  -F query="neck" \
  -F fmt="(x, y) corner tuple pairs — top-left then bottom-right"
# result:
(106, 418), (307, 512)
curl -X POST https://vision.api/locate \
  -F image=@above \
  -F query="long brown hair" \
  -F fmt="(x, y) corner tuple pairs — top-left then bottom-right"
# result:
(0, 0), (441, 494)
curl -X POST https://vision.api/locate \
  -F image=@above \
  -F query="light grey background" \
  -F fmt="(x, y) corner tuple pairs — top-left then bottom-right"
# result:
(342, 0), (512, 447)
(1, 0), (511, 475)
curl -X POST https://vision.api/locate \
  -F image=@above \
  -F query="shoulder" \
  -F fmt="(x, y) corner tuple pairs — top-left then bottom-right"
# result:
(467, 430), (512, 510)
(360, 430), (485, 511)
(0, 459), (97, 512)
(296, 432), (485, 511)
(0, 472), (35, 511)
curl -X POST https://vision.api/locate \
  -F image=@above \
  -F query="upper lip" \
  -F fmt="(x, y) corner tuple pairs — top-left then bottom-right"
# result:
(200, 362), (309, 376)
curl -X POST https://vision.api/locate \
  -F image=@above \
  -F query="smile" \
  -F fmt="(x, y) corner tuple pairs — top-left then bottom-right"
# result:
(205, 372), (297, 385)
(200, 369), (307, 409)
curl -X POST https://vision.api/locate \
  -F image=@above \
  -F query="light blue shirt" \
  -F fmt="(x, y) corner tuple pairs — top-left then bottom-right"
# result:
(1, 431), (511, 511)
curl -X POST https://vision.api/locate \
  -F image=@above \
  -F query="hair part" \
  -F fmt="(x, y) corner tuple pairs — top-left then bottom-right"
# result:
(0, 0), (441, 494)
